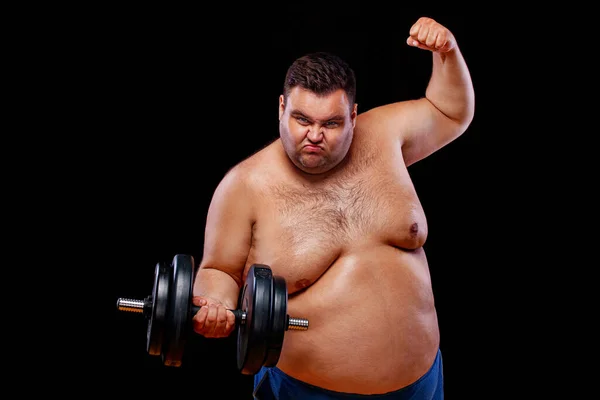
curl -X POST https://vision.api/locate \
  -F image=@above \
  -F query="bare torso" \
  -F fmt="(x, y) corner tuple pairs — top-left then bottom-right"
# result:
(240, 124), (439, 394)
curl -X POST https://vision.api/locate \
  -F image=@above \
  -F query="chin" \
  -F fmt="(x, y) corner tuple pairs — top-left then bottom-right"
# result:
(300, 163), (334, 175)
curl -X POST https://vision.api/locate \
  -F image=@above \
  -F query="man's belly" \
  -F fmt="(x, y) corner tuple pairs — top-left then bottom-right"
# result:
(276, 245), (440, 395)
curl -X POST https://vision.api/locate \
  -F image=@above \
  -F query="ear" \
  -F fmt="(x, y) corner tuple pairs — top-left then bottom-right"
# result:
(351, 103), (358, 128)
(278, 95), (285, 120)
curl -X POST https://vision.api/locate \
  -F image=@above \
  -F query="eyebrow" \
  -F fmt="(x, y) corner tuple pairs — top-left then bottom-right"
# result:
(291, 110), (345, 122)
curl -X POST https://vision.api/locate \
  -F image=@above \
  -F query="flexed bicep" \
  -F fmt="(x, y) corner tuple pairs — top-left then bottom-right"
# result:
(358, 99), (460, 167)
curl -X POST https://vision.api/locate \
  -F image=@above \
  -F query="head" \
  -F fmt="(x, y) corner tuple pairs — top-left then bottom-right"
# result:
(279, 52), (357, 175)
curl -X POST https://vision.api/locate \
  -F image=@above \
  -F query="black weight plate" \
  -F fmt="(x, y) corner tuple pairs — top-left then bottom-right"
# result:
(264, 275), (287, 367)
(162, 254), (194, 367)
(146, 261), (170, 356)
(237, 264), (273, 375)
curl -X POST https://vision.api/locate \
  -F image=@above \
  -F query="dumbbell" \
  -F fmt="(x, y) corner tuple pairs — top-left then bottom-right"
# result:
(116, 254), (309, 374)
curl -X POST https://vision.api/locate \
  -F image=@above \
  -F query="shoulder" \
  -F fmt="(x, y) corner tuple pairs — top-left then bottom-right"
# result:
(356, 100), (422, 130)
(216, 139), (280, 196)
(354, 99), (431, 147)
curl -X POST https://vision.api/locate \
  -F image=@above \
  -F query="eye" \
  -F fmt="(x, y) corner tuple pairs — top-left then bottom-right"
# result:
(325, 121), (339, 128)
(296, 117), (310, 124)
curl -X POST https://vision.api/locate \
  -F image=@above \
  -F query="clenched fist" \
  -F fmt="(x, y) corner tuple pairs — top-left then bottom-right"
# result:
(407, 17), (456, 53)
(192, 296), (236, 338)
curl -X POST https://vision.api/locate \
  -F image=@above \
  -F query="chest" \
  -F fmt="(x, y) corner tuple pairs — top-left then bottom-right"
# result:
(249, 167), (426, 291)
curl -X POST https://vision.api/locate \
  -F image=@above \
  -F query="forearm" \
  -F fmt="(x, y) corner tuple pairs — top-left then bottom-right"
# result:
(193, 266), (241, 309)
(425, 46), (475, 128)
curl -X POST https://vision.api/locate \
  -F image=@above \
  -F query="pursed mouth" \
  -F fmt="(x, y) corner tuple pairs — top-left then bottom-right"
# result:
(302, 144), (322, 152)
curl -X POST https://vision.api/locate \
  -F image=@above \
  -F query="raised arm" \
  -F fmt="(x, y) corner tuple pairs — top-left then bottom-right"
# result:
(359, 17), (475, 167)
(192, 164), (254, 337)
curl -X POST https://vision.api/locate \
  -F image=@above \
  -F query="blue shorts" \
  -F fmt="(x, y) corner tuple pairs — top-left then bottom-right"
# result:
(253, 348), (443, 399)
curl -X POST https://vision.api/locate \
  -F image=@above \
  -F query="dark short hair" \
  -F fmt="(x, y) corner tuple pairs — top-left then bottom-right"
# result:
(283, 52), (356, 107)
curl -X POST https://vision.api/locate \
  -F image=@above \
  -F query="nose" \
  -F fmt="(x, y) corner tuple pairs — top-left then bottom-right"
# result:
(307, 125), (324, 143)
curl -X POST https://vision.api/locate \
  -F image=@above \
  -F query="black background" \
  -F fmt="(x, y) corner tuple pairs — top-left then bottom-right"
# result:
(67, 4), (527, 398)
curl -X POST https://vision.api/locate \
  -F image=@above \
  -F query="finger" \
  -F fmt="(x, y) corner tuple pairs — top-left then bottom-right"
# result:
(192, 296), (207, 307)
(200, 303), (217, 337)
(406, 37), (433, 51)
(409, 20), (421, 37)
(434, 31), (446, 51)
(438, 32), (455, 52)
(226, 310), (236, 333)
(416, 21), (430, 44)
(192, 305), (209, 333)
(212, 305), (229, 336)
(425, 28), (439, 49)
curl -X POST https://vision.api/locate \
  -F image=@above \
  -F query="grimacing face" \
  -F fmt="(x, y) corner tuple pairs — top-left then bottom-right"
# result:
(279, 87), (357, 174)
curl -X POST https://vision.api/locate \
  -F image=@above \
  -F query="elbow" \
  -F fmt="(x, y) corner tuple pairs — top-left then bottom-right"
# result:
(197, 262), (244, 289)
